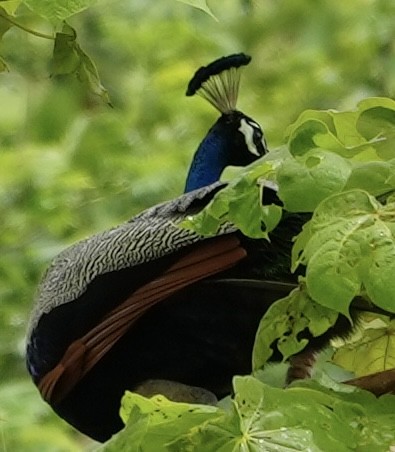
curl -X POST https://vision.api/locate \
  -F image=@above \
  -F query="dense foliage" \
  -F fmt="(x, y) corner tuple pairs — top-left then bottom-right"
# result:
(1, 0), (394, 450)
(104, 97), (395, 451)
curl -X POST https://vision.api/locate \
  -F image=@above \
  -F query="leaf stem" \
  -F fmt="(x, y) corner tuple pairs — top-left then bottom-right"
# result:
(0, 11), (55, 40)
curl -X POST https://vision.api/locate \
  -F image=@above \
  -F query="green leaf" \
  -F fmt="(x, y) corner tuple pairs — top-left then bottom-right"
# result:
(356, 98), (395, 160)
(252, 287), (339, 370)
(291, 221), (312, 272)
(51, 22), (111, 105)
(286, 98), (395, 160)
(228, 180), (282, 239)
(299, 190), (395, 314)
(103, 391), (220, 451)
(175, 376), (395, 452)
(176, 0), (217, 20)
(182, 161), (282, 237)
(23, 0), (98, 22)
(0, 1), (21, 15)
(344, 159), (395, 196)
(277, 149), (352, 212)
(333, 313), (395, 377)
(173, 377), (324, 452)
(0, 7), (14, 38)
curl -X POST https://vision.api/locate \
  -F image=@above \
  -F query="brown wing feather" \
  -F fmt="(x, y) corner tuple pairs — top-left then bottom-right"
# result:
(38, 235), (246, 404)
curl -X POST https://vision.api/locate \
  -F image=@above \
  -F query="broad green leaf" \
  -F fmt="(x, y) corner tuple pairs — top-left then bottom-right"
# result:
(286, 110), (366, 158)
(277, 149), (352, 212)
(330, 110), (362, 148)
(176, 0), (217, 20)
(333, 313), (395, 377)
(286, 99), (395, 160)
(285, 109), (336, 144)
(173, 377), (325, 452)
(23, 0), (98, 22)
(287, 118), (336, 156)
(51, 23), (111, 105)
(119, 391), (218, 426)
(300, 190), (395, 314)
(0, 1), (21, 15)
(344, 159), (395, 196)
(253, 287), (338, 370)
(356, 99), (395, 160)
(182, 162), (282, 237)
(177, 376), (395, 452)
(233, 377), (356, 452)
(228, 180), (282, 239)
(292, 379), (395, 452)
(102, 391), (220, 451)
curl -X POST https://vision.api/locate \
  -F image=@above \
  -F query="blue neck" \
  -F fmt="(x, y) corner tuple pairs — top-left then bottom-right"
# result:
(184, 126), (230, 193)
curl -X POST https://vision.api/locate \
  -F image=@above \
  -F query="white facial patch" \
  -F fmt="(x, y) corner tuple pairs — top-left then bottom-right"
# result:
(238, 118), (260, 156)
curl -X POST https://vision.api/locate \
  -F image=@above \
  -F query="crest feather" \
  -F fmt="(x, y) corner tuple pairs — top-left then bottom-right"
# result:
(186, 53), (251, 113)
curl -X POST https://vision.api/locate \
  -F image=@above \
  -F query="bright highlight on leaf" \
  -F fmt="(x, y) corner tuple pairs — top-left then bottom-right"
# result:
(104, 391), (219, 451)
(333, 313), (395, 377)
(24, 0), (99, 22)
(0, 1), (21, 15)
(176, 0), (217, 21)
(105, 377), (395, 451)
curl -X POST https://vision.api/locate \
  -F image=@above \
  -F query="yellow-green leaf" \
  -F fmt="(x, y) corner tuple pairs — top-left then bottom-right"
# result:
(333, 314), (395, 377)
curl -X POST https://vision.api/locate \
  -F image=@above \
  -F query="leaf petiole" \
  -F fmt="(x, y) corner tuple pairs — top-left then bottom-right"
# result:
(0, 10), (55, 40)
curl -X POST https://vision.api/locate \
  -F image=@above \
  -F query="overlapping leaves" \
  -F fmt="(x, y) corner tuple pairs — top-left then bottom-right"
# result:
(103, 377), (395, 451)
(0, 3), (109, 102)
(332, 313), (395, 377)
(104, 97), (395, 451)
(252, 287), (339, 370)
(184, 96), (395, 373)
(184, 98), (395, 237)
(295, 189), (395, 315)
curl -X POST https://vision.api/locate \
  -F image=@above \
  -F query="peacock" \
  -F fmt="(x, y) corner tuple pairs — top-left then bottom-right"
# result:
(26, 54), (318, 442)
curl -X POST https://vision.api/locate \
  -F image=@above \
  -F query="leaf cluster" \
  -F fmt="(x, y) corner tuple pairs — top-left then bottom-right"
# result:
(100, 97), (395, 451)
(104, 376), (395, 451)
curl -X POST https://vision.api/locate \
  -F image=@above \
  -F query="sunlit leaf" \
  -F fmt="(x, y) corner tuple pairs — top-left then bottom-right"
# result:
(182, 161), (282, 237)
(299, 190), (395, 314)
(344, 159), (395, 196)
(0, 1), (21, 15)
(333, 313), (395, 377)
(103, 392), (220, 451)
(173, 376), (395, 451)
(356, 98), (395, 160)
(253, 287), (339, 370)
(176, 0), (217, 20)
(277, 149), (352, 212)
(23, 0), (99, 22)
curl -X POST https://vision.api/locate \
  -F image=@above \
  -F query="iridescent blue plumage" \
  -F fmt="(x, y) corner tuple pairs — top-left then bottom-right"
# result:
(184, 54), (267, 192)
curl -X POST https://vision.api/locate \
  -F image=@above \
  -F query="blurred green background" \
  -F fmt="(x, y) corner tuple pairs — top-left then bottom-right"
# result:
(0, 0), (394, 450)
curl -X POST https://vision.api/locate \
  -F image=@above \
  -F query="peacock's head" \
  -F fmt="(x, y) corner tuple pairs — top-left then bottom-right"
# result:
(186, 53), (268, 166)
